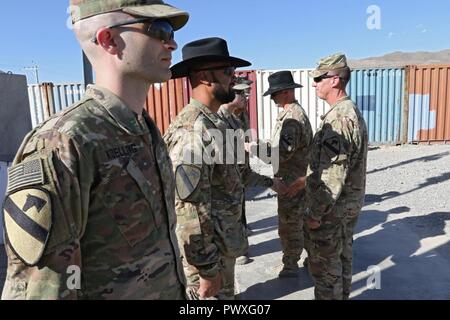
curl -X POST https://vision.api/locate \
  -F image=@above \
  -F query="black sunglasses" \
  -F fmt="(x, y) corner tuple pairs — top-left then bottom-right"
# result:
(313, 74), (339, 83)
(92, 18), (174, 44)
(195, 66), (236, 77)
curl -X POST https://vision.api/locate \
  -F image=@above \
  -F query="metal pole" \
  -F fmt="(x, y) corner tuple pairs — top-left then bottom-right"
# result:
(83, 51), (94, 85)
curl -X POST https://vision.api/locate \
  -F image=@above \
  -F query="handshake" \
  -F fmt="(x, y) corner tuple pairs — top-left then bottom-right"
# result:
(271, 176), (306, 198)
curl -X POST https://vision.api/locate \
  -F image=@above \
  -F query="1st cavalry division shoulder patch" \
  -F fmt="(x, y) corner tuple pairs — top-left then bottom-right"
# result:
(3, 159), (52, 266)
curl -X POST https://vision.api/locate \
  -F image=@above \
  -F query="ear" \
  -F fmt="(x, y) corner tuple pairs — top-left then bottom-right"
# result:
(198, 71), (214, 86)
(331, 76), (342, 89)
(95, 27), (119, 55)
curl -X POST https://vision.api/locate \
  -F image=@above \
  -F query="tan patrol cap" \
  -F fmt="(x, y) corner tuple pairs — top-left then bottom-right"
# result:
(310, 53), (349, 78)
(69, 0), (189, 30)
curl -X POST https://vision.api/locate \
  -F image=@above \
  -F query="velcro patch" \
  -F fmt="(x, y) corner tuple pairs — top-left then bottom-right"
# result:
(3, 188), (52, 266)
(281, 119), (300, 153)
(175, 165), (201, 201)
(7, 159), (44, 193)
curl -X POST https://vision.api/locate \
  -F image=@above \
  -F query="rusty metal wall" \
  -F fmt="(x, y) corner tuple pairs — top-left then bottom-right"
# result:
(145, 78), (189, 134)
(407, 65), (450, 144)
(146, 70), (259, 136)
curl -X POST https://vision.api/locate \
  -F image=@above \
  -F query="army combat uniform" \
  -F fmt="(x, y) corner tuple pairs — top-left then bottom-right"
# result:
(218, 106), (273, 190)
(1, 86), (186, 300)
(164, 99), (248, 300)
(269, 102), (313, 271)
(305, 95), (368, 300)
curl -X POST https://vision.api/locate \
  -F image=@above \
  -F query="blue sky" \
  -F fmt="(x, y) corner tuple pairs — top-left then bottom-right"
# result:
(0, 0), (448, 83)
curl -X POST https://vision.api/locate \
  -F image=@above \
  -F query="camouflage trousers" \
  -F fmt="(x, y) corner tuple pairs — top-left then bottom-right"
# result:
(278, 196), (305, 268)
(304, 209), (360, 300)
(185, 256), (236, 300)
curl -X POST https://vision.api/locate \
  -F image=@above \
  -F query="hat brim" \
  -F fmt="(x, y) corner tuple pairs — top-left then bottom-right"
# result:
(123, 4), (189, 30)
(263, 83), (303, 97)
(309, 70), (329, 78)
(170, 56), (251, 79)
(233, 84), (251, 91)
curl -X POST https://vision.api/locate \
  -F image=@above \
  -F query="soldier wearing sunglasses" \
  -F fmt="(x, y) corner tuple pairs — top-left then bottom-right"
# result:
(2, 0), (189, 300)
(164, 37), (254, 300)
(304, 53), (368, 300)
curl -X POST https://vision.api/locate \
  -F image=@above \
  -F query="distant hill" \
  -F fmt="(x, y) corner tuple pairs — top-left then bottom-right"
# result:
(348, 49), (450, 68)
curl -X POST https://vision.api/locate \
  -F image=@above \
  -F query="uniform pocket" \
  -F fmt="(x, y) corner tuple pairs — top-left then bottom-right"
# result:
(99, 157), (158, 247)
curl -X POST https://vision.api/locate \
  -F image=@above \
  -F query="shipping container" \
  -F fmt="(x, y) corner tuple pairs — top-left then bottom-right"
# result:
(256, 68), (406, 144)
(28, 83), (86, 128)
(0, 162), (11, 245)
(407, 65), (450, 144)
(256, 69), (329, 142)
(28, 71), (259, 137)
(348, 68), (406, 144)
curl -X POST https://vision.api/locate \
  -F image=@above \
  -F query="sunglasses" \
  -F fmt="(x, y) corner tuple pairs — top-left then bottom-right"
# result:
(92, 18), (174, 44)
(195, 66), (236, 77)
(313, 74), (338, 83)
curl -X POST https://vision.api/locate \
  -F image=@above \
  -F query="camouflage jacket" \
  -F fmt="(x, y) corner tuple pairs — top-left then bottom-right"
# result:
(305, 96), (368, 221)
(270, 102), (313, 185)
(1, 85), (186, 300)
(164, 99), (248, 280)
(217, 106), (272, 189)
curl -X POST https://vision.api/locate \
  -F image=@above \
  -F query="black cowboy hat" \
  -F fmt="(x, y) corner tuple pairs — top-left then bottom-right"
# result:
(263, 71), (303, 97)
(171, 37), (251, 79)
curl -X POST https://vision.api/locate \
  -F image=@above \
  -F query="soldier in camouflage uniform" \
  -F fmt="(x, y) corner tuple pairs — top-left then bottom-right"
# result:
(1, 0), (189, 300)
(165, 38), (284, 300)
(259, 71), (313, 277)
(218, 78), (278, 266)
(304, 53), (368, 300)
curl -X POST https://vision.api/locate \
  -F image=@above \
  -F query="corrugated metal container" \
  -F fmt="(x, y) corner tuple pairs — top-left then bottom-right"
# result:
(256, 68), (405, 144)
(28, 83), (86, 127)
(348, 68), (405, 144)
(0, 162), (11, 244)
(145, 78), (189, 134)
(145, 70), (259, 136)
(256, 69), (330, 141)
(407, 65), (450, 144)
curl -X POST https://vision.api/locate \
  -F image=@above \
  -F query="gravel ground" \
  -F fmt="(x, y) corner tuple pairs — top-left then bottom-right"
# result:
(1, 144), (450, 298)
(237, 144), (450, 299)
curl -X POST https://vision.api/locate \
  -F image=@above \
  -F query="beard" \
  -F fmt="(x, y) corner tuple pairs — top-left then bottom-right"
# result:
(213, 84), (236, 104)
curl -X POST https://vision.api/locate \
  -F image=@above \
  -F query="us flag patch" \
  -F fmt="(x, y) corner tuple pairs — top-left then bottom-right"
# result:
(7, 159), (45, 193)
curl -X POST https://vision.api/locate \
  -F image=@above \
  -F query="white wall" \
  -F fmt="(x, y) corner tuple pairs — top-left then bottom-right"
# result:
(255, 69), (331, 141)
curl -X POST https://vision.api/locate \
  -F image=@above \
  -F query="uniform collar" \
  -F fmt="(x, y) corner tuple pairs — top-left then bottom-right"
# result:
(321, 96), (351, 121)
(277, 101), (298, 121)
(86, 85), (146, 136)
(190, 98), (224, 127)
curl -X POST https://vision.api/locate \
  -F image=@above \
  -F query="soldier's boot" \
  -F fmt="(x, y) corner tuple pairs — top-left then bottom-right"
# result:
(278, 266), (299, 278)
(278, 255), (300, 278)
(246, 227), (254, 237)
(236, 254), (251, 266)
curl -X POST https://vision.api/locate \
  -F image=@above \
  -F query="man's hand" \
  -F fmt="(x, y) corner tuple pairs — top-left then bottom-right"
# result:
(285, 176), (307, 198)
(198, 273), (221, 299)
(306, 217), (321, 230)
(245, 142), (258, 157)
(271, 177), (289, 195)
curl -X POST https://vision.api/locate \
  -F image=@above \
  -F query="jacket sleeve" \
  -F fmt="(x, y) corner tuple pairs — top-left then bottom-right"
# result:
(170, 126), (220, 279)
(305, 119), (354, 221)
(1, 131), (93, 300)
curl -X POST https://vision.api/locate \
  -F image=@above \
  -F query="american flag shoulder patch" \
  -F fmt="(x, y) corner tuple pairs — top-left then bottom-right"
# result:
(7, 159), (45, 193)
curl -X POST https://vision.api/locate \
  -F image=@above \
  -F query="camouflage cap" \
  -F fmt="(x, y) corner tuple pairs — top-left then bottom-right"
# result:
(233, 77), (253, 91)
(69, 0), (189, 30)
(310, 53), (348, 78)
